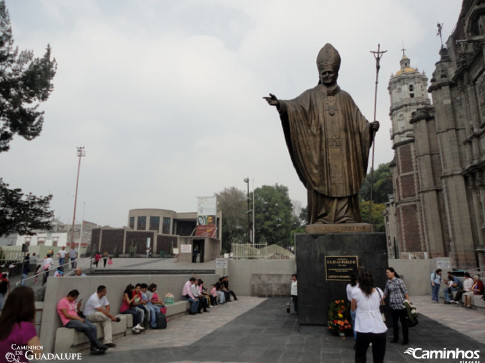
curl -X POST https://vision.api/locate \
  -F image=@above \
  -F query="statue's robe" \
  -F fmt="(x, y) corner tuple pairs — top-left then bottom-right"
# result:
(278, 84), (374, 224)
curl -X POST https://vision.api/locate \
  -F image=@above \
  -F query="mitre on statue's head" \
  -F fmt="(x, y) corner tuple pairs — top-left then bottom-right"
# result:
(316, 43), (341, 71)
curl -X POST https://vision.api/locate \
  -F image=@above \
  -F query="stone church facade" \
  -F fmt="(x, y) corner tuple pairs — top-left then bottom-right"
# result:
(385, 0), (485, 270)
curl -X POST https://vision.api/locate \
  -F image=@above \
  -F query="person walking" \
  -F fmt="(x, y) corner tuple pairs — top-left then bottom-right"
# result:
(290, 274), (298, 314)
(430, 269), (442, 303)
(69, 246), (78, 269)
(21, 254), (30, 286)
(383, 267), (410, 345)
(42, 254), (54, 286)
(94, 252), (101, 268)
(351, 269), (387, 363)
(103, 251), (109, 268)
(57, 246), (67, 267)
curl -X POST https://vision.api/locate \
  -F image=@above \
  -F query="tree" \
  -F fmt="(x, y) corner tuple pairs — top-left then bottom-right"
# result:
(216, 187), (248, 252)
(0, 1), (57, 152)
(359, 201), (386, 232)
(0, 0), (56, 236)
(359, 162), (392, 204)
(0, 178), (53, 236)
(254, 184), (295, 247)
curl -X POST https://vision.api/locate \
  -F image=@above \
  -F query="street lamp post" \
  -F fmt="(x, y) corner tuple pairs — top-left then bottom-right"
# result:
(71, 147), (86, 247)
(244, 177), (251, 244)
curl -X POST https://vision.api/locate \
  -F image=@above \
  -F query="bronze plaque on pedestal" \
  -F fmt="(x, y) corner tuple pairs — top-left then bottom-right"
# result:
(324, 256), (358, 281)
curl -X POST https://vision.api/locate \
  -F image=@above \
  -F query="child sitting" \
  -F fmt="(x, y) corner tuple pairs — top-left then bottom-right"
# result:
(210, 284), (218, 307)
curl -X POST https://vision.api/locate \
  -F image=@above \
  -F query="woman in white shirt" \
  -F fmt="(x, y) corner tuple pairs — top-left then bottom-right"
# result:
(346, 271), (358, 341)
(351, 269), (387, 363)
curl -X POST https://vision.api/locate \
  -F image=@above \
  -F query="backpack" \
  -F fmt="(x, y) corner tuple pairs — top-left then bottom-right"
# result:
(156, 313), (167, 329)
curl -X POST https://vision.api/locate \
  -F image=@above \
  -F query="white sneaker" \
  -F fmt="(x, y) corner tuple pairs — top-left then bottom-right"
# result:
(132, 327), (141, 334)
(135, 324), (145, 331)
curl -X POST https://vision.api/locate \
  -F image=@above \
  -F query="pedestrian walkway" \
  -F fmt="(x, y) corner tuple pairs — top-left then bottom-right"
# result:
(79, 297), (485, 363)
(412, 295), (485, 344)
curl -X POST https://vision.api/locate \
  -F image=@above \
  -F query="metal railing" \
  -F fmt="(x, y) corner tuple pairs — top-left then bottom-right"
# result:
(16, 257), (94, 287)
(231, 243), (295, 260)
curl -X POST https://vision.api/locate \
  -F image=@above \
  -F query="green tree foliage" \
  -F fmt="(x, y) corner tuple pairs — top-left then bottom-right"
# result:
(359, 200), (386, 232)
(359, 162), (392, 204)
(0, 1), (56, 236)
(0, 178), (53, 236)
(216, 187), (248, 252)
(254, 184), (296, 247)
(0, 0), (57, 152)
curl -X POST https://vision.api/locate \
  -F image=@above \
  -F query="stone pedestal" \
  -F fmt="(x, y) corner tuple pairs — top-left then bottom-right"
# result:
(296, 232), (387, 325)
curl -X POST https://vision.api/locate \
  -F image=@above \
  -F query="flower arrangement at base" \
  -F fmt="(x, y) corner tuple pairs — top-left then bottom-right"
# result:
(327, 299), (352, 336)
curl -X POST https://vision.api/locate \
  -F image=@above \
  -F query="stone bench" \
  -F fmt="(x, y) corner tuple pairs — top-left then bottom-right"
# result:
(165, 300), (190, 317)
(54, 302), (191, 353)
(471, 294), (485, 308)
(451, 291), (485, 308)
(54, 314), (129, 353)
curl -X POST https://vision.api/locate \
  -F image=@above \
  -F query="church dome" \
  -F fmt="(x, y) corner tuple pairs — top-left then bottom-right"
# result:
(395, 53), (416, 76)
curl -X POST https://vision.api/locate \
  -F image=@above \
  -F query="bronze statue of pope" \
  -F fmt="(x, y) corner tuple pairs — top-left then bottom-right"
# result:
(264, 43), (379, 224)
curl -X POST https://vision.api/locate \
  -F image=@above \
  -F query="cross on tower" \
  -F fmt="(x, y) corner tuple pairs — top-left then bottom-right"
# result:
(401, 47), (407, 57)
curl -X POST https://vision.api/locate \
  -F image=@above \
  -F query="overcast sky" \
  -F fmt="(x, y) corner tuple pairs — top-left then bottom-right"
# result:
(0, 0), (463, 228)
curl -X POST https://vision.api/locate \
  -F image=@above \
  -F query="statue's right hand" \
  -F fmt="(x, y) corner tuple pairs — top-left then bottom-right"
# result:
(263, 93), (279, 106)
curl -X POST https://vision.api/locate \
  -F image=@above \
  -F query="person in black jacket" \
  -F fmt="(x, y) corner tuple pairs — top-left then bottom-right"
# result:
(222, 276), (238, 301)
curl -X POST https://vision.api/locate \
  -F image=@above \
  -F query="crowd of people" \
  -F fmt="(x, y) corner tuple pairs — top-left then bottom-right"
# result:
(0, 273), (239, 357)
(437, 270), (484, 307)
(182, 276), (238, 315)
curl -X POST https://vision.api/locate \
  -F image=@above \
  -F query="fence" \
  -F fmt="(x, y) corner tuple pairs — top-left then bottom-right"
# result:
(231, 243), (295, 260)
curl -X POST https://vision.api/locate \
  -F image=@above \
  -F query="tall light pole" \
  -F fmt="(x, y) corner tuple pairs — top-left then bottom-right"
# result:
(71, 147), (86, 246)
(244, 177), (251, 244)
(252, 178), (255, 246)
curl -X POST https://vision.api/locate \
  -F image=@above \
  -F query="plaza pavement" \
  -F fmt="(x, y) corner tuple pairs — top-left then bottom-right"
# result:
(7, 259), (485, 362)
(78, 295), (485, 363)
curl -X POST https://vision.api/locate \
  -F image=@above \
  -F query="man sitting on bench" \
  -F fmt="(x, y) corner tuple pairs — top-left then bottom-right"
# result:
(56, 289), (108, 355)
(83, 285), (119, 348)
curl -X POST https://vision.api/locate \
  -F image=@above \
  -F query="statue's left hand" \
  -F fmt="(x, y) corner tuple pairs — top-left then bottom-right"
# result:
(371, 121), (380, 132)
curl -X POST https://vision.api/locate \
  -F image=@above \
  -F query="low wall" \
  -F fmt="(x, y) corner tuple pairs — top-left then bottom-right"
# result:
(225, 257), (439, 299)
(40, 273), (218, 353)
(227, 259), (296, 297)
(387, 258), (437, 296)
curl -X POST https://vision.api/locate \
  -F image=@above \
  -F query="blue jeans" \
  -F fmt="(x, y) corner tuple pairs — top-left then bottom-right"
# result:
(146, 303), (159, 328)
(444, 286), (460, 302)
(121, 308), (143, 326)
(59, 257), (65, 266)
(431, 283), (440, 302)
(0, 292), (5, 310)
(184, 296), (199, 313)
(350, 310), (357, 340)
(66, 319), (103, 351)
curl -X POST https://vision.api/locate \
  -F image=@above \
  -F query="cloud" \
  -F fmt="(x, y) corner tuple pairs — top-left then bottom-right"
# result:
(1, 0), (463, 227)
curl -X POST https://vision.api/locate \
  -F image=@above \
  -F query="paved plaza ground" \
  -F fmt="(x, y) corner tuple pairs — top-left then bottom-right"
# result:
(7, 258), (485, 362)
(78, 296), (485, 363)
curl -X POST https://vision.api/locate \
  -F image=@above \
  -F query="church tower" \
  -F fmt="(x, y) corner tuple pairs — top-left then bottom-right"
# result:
(386, 51), (431, 258)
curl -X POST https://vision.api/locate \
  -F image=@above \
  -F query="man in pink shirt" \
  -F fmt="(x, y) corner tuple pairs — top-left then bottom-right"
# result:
(182, 277), (199, 315)
(57, 289), (107, 355)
